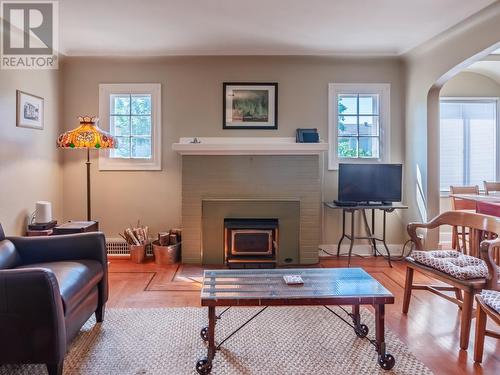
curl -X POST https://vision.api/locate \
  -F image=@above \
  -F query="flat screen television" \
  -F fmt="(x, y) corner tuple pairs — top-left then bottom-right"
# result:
(338, 163), (402, 203)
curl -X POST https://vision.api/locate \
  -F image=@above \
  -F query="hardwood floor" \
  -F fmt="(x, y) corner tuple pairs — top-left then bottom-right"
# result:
(107, 257), (499, 375)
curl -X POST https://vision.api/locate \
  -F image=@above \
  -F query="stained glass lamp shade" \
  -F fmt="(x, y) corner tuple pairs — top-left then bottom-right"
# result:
(57, 116), (115, 149)
(57, 116), (116, 220)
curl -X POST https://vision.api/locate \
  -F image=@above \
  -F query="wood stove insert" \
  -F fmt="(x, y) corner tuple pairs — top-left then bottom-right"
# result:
(224, 218), (278, 268)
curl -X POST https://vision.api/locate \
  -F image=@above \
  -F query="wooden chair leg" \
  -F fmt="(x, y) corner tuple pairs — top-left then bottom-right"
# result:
(402, 266), (414, 314)
(454, 288), (463, 303)
(474, 304), (487, 363)
(460, 291), (474, 350)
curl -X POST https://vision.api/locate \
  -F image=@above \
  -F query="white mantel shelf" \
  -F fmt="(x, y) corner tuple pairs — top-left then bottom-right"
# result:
(172, 137), (329, 155)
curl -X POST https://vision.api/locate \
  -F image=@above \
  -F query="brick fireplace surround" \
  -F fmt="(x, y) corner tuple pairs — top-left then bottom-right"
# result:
(180, 154), (322, 264)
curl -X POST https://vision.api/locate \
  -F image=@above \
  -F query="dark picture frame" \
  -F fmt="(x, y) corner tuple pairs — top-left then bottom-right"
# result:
(16, 90), (44, 130)
(223, 82), (278, 129)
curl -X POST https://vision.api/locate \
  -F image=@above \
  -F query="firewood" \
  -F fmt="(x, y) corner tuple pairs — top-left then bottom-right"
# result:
(158, 232), (170, 246)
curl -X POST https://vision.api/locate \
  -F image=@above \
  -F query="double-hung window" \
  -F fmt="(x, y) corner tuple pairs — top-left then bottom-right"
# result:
(328, 83), (390, 170)
(439, 98), (499, 192)
(99, 83), (161, 170)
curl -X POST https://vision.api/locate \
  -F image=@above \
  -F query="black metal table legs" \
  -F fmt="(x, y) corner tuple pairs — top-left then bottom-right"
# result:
(323, 304), (395, 371)
(196, 306), (268, 375)
(196, 306), (216, 375)
(197, 305), (395, 373)
(374, 304), (395, 370)
(338, 208), (393, 267)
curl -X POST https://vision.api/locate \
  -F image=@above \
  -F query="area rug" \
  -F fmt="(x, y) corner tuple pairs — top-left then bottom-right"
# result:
(0, 306), (432, 375)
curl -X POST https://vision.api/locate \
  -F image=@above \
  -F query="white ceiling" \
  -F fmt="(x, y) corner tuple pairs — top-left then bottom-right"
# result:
(60, 0), (497, 56)
(466, 61), (500, 84)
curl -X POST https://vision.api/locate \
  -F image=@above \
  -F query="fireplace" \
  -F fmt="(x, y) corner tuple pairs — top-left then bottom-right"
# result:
(224, 218), (278, 268)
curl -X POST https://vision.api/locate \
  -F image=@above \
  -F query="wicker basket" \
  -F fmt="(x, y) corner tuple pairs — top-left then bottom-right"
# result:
(129, 244), (146, 263)
(152, 241), (180, 265)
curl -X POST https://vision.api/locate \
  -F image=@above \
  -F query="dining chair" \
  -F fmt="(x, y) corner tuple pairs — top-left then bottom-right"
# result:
(483, 181), (500, 195)
(474, 290), (500, 363)
(403, 211), (500, 350)
(449, 185), (479, 250)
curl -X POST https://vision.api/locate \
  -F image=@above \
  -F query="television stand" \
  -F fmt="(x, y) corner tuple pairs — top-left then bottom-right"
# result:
(324, 202), (408, 267)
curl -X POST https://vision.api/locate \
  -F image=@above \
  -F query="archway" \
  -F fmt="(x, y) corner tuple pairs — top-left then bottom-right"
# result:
(425, 42), (500, 248)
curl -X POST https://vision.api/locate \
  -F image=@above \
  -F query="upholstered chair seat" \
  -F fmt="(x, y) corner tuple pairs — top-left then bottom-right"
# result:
(410, 250), (500, 280)
(480, 289), (500, 313)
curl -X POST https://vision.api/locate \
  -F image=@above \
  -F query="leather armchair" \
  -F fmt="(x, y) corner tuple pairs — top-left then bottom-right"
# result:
(0, 224), (108, 375)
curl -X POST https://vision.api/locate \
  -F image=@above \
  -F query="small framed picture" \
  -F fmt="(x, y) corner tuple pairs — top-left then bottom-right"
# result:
(223, 82), (278, 129)
(16, 90), (44, 129)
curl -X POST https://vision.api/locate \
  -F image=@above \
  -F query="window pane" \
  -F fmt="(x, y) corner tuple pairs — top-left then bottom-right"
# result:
(359, 137), (379, 158)
(131, 116), (151, 136)
(440, 101), (497, 190)
(338, 137), (358, 158)
(359, 94), (378, 115)
(441, 102), (462, 119)
(131, 137), (152, 158)
(110, 95), (130, 115)
(111, 136), (130, 158)
(131, 95), (152, 115)
(439, 116), (464, 190)
(338, 95), (357, 115)
(469, 113), (496, 187)
(359, 116), (379, 136)
(338, 115), (357, 135)
(462, 102), (496, 119)
(110, 116), (130, 136)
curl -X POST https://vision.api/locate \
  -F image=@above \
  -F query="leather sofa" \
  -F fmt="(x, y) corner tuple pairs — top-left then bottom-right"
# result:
(0, 224), (108, 375)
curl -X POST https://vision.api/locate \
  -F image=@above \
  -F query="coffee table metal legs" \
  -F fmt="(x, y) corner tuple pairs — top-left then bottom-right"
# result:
(197, 304), (395, 373)
(352, 304), (369, 338)
(197, 306), (269, 374)
(196, 306), (216, 375)
(375, 304), (395, 370)
(324, 304), (395, 371)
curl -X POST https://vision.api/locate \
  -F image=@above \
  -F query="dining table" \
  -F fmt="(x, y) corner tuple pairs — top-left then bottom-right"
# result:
(450, 193), (500, 216)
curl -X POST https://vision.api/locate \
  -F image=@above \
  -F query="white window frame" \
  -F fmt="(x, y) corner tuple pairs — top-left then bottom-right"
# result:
(439, 97), (500, 194)
(328, 83), (390, 170)
(98, 83), (162, 171)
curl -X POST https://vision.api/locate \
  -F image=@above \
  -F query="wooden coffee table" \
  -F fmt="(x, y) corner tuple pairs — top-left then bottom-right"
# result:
(196, 267), (395, 374)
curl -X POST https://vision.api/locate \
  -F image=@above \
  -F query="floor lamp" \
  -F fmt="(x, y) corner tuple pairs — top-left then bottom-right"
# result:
(57, 116), (116, 221)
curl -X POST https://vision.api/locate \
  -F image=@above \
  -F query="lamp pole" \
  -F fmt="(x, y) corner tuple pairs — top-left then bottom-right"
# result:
(86, 148), (91, 221)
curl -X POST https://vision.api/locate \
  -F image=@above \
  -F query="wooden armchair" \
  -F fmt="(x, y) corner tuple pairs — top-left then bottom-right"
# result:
(403, 211), (500, 350)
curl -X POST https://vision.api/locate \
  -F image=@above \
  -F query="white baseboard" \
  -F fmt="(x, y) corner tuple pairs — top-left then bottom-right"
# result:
(319, 243), (404, 257)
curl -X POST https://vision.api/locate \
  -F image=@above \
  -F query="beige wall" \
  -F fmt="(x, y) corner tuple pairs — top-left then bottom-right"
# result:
(60, 56), (406, 247)
(403, 1), (500, 248)
(0, 69), (62, 235)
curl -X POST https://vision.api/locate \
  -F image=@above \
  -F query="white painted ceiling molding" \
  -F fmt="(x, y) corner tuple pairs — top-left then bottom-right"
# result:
(59, 0), (496, 57)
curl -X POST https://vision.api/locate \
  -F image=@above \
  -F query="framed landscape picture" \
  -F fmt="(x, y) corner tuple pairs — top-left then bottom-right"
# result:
(16, 90), (44, 129)
(223, 82), (278, 129)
